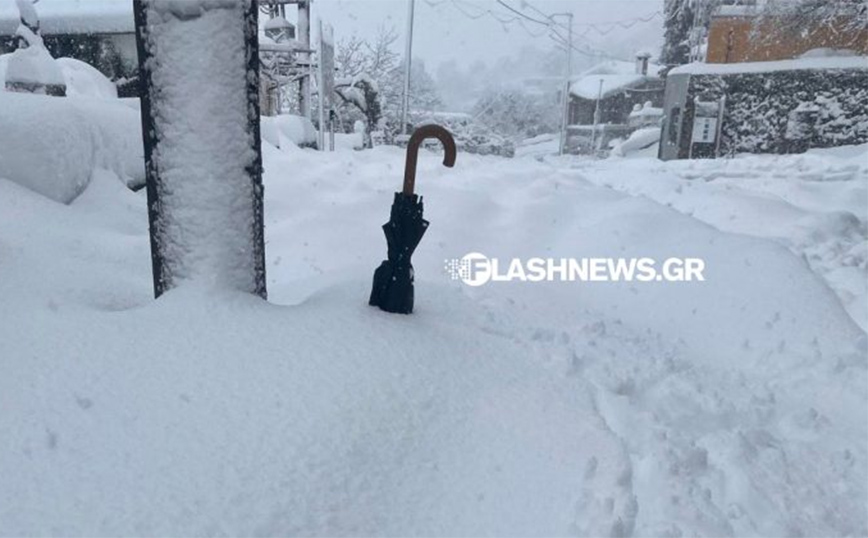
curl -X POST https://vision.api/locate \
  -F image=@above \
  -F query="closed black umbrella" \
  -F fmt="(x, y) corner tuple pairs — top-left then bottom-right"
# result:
(369, 125), (457, 314)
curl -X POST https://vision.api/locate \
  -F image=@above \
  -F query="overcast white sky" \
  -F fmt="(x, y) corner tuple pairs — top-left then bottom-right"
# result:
(0, 0), (664, 72)
(313, 0), (664, 69)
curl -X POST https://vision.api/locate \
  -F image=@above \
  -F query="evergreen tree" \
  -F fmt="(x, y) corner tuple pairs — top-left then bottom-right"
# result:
(660, 0), (694, 65)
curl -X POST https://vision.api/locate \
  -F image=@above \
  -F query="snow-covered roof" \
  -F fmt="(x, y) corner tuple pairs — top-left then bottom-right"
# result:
(0, 0), (134, 36)
(570, 74), (647, 100)
(569, 60), (661, 100)
(669, 56), (868, 76)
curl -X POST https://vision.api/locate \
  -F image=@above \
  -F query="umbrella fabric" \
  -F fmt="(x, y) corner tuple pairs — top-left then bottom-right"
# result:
(369, 192), (429, 314)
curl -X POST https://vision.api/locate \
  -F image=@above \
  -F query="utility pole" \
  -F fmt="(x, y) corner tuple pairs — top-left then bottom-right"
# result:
(318, 18), (325, 150)
(590, 78), (603, 155)
(556, 12), (573, 155)
(298, 0), (311, 119)
(401, 0), (415, 135)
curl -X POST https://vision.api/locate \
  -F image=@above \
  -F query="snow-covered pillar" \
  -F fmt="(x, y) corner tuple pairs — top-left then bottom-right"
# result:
(298, 0), (311, 119)
(133, 0), (267, 299)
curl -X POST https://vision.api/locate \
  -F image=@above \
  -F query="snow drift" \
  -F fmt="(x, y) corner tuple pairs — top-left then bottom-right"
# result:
(261, 114), (318, 149)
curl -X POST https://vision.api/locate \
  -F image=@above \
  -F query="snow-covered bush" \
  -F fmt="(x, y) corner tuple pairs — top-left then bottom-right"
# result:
(471, 86), (560, 142)
(410, 112), (515, 158)
(0, 92), (144, 203)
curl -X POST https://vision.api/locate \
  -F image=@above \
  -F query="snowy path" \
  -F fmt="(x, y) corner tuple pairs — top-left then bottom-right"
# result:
(572, 146), (868, 331)
(0, 144), (865, 536)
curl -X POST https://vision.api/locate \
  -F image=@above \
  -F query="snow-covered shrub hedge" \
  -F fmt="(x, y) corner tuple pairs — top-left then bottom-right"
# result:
(690, 67), (868, 155)
(0, 92), (144, 203)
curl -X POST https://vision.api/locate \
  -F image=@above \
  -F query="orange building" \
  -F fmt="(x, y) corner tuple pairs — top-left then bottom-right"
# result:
(706, 5), (868, 63)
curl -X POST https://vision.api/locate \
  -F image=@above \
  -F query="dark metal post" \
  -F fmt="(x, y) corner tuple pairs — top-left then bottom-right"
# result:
(133, 0), (267, 299)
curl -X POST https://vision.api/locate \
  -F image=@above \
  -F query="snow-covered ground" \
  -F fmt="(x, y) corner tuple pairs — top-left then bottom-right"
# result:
(584, 145), (868, 331)
(1, 138), (865, 536)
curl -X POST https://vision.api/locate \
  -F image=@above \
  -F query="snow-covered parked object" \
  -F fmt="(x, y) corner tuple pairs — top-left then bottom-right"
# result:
(133, 0), (266, 298)
(261, 114), (317, 149)
(661, 56), (868, 160)
(0, 91), (144, 203)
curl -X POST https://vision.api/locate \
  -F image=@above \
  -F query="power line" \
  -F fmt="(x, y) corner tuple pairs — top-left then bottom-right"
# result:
(496, 0), (633, 61)
(494, 0), (551, 26)
(441, 0), (634, 62)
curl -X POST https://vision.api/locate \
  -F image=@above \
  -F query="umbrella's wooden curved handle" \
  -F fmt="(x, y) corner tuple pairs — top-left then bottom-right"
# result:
(403, 125), (457, 195)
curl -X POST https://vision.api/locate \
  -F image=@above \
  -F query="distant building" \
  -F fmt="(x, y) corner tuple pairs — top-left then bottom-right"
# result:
(565, 53), (665, 154)
(0, 1), (137, 94)
(706, 4), (868, 64)
(659, 3), (868, 161)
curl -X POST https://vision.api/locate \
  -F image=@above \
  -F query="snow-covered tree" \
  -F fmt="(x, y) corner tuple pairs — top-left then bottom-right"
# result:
(334, 73), (382, 148)
(472, 86), (559, 141)
(755, 0), (867, 37)
(333, 25), (443, 140)
(660, 0), (695, 65)
(661, 0), (739, 65)
(392, 58), (443, 115)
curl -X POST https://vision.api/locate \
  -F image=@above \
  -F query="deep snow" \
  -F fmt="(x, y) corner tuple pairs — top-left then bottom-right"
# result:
(0, 138), (865, 536)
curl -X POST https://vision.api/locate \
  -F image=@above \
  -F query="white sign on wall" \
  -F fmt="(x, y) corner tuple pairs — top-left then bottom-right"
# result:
(692, 116), (718, 144)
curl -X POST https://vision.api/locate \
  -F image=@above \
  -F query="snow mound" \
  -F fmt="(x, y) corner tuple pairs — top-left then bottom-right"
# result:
(261, 114), (317, 149)
(1, 53), (119, 99)
(0, 92), (144, 202)
(610, 126), (661, 157)
(56, 57), (118, 99)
